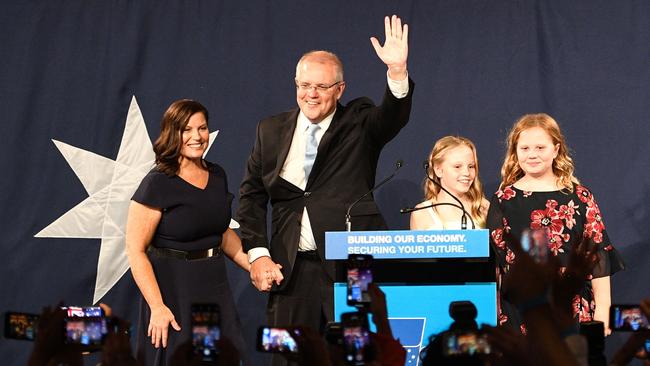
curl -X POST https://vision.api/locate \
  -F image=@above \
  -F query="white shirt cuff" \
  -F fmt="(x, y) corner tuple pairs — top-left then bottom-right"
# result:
(386, 70), (409, 99)
(247, 247), (271, 264)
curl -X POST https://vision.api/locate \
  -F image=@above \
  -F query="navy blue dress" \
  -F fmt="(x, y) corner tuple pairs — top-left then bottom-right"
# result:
(131, 162), (247, 365)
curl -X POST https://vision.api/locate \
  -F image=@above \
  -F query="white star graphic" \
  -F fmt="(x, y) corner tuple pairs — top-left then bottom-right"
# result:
(35, 96), (234, 304)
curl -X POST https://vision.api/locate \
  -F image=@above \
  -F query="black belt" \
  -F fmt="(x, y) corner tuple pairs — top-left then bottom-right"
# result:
(296, 250), (320, 260)
(147, 245), (221, 261)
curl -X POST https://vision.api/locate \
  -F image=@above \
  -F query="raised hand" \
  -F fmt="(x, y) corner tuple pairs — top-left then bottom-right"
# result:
(370, 15), (409, 80)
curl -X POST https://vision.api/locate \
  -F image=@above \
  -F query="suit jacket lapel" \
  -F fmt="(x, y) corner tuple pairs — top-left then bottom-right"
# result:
(274, 109), (299, 178)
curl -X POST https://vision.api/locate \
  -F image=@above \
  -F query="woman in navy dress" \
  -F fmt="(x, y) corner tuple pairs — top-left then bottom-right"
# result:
(126, 99), (250, 365)
(487, 113), (624, 334)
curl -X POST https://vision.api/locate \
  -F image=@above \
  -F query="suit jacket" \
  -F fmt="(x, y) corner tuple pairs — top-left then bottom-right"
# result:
(237, 79), (414, 289)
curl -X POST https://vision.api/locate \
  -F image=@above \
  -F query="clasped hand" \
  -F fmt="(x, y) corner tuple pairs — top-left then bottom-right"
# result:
(250, 256), (284, 292)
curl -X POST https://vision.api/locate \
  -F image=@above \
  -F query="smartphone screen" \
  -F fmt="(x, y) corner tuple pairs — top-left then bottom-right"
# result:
(191, 303), (221, 361)
(610, 304), (650, 331)
(341, 312), (372, 365)
(347, 254), (373, 308)
(62, 306), (107, 349)
(4, 312), (39, 341)
(257, 326), (299, 353)
(442, 330), (490, 356)
(64, 316), (106, 348)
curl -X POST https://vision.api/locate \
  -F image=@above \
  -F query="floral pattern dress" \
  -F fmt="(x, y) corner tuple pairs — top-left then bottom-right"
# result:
(487, 184), (624, 333)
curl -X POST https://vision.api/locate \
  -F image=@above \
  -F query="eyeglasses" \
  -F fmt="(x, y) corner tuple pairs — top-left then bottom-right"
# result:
(295, 80), (342, 93)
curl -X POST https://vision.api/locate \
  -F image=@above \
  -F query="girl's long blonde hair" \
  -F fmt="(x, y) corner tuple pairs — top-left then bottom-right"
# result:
(500, 113), (579, 191)
(424, 136), (486, 227)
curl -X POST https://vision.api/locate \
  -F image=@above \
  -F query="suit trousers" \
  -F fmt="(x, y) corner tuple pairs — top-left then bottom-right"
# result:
(267, 251), (334, 366)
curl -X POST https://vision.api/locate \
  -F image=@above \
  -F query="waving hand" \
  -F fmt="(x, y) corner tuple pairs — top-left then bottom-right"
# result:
(370, 15), (409, 80)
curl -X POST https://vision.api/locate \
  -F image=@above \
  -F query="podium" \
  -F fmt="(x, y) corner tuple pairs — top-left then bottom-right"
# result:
(325, 229), (496, 365)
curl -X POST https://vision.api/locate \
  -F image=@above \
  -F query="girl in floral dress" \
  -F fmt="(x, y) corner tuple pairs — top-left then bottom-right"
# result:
(487, 113), (624, 334)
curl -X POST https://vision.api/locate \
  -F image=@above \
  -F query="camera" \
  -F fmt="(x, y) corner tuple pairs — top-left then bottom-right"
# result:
(191, 303), (221, 361)
(610, 304), (650, 331)
(4, 312), (39, 341)
(420, 301), (490, 365)
(346, 254), (373, 308)
(257, 326), (299, 353)
(341, 311), (373, 365)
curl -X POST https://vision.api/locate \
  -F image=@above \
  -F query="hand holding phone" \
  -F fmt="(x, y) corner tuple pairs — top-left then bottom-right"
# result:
(341, 311), (373, 365)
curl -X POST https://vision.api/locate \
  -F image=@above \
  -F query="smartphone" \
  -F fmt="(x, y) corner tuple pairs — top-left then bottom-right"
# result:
(325, 321), (343, 346)
(191, 303), (221, 361)
(347, 254), (373, 308)
(442, 330), (491, 356)
(521, 229), (548, 263)
(341, 311), (372, 365)
(61, 306), (103, 318)
(4, 312), (39, 341)
(610, 304), (650, 331)
(257, 326), (299, 353)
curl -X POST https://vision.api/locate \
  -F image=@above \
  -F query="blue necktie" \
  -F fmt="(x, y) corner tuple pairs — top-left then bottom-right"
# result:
(304, 123), (320, 180)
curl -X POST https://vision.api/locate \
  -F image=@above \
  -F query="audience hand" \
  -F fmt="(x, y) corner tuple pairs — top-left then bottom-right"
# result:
(368, 283), (392, 338)
(28, 303), (82, 366)
(483, 324), (530, 366)
(101, 316), (139, 366)
(286, 326), (331, 366)
(611, 299), (650, 365)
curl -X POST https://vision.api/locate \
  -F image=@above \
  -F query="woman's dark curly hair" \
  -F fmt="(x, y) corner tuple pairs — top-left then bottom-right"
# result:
(153, 99), (209, 176)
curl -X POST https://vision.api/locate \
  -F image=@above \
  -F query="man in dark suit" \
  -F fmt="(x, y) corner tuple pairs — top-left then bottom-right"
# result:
(237, 15), (413, 340)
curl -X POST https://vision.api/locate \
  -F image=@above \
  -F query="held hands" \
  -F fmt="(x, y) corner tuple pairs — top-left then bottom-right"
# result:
(370, 15), (409, 80)
(148, 304), (181, 348)
(250, 256), (284, 292)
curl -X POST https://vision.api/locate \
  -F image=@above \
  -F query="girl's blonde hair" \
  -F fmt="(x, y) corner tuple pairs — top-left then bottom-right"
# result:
(500, 113), (579, 191)
(424, 136), (486, 227)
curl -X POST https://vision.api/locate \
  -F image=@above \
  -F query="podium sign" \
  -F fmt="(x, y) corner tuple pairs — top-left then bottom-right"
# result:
(325, 229), (489, 260)
(326, 229), (495, 366)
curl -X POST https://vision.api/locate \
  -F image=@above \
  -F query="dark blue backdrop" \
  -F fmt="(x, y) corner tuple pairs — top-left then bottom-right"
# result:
(1, 1), (648, 364)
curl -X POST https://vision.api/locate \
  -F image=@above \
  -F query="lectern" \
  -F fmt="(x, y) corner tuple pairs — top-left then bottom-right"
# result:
(325, 229), (496, 365)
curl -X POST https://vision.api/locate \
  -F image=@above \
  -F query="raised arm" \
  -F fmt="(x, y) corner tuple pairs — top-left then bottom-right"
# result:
(125, 201), (180, 349)
(370, 15), (409, 81)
